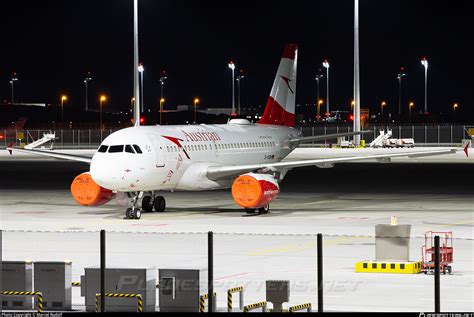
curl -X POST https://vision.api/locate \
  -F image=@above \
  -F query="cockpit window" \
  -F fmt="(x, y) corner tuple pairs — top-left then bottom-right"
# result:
(98, 145), (108, 153)
(133, 144), (143, 154)
(125, 144), (135, 153)
(108, 145), (124, 153)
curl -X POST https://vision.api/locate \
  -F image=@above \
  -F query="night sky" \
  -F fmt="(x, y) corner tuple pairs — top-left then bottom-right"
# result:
(1, 0), (473, 118)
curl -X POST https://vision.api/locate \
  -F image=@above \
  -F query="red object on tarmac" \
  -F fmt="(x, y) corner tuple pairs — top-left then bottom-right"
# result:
(421, 231), (454, 274)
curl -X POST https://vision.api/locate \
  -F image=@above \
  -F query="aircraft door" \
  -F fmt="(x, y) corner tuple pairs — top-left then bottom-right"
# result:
(147, 134), (166, 167)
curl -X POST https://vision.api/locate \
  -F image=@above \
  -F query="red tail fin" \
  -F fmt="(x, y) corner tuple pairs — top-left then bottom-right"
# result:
(258, 43), (298, 127)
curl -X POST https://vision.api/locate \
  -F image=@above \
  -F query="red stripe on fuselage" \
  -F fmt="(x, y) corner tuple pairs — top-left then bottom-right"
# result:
(258, 96), (295, 127)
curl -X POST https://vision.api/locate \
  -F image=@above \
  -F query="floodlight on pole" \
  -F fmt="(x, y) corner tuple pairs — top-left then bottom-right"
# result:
(397, 68), (406, 117)
(322, 60), (330, 116)
(100, 95), (107, 130)
(10, 72), (18, 103)
(315, 72), (323, 117)
(353, 0), (361, 146)
(138, 63), (145, 113)
(83, 72), (92, 111)
(194, 98), (200, 123)
(228, 61), (236, 115)
(409, 101), (415, 120)
(421, 57), (429, 114)
(133, 0), (140, 126)
(159, 98), (165, 125)
(159, 71), (167, 99)
(236, 69), (244, 115)
(317, 99), (324, 120)
(61, 95), (67, 128)
(381, 101), (386, 122)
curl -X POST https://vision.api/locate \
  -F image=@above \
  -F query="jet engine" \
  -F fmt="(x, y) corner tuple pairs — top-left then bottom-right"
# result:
(70, 172), (114, 206)
(231, 173), (279, 209)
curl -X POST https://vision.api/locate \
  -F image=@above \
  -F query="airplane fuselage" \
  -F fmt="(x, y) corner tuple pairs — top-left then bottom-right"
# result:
(90, 121), (301, 192)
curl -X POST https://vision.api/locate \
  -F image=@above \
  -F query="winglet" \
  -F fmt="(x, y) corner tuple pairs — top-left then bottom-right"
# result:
(464, 141), (470, 157)
(7, 142), (14, 155)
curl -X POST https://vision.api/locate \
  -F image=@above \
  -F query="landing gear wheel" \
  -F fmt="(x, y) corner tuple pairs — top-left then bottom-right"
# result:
(132, 208), (141, 220)
(142, 196), (154, 212)
(258, 205), (270, 215)
(245, 209), (256, 214)
(125, 208), (133, 219)
(154, 196), (166, 212)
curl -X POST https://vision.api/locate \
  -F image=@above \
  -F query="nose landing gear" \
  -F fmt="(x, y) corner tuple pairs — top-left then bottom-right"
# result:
(125, 207), (141, 220)
(124, 192), (143, 219)
(124, 192), (167, 219)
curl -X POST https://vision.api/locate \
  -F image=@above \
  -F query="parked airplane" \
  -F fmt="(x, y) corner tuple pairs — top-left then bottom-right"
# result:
(8, 44), (464, 219)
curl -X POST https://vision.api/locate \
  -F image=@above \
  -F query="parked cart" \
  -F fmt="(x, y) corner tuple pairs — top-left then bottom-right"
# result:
(421, 231), (453, 274)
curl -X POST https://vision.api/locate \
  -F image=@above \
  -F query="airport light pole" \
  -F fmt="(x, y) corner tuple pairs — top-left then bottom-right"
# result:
(10, 73), (18, 103)
(83, 73), (92, 112)
(381, 101), (386, 122)
(159, 71), (167, 100)
(397, 68), (406, 117)
(353, 0), (361, 146)
(315, 72), (323, 120)
(160, 98), (165, 125)
(194, 98), (200, 123)
(317, 99), (323, 121)
(421, 57), (429, 114)
(228, 61), (236, 115)
(453, 103), (459, 121)
(236, 69), (244, 115)
(100, 95), (106, 130)
(322, 60), (330, 116)
(60, 95), (67, 129)
(409, 102), (414, 120)
(133, 0), (140, 126)
(138, 63), (145, 113)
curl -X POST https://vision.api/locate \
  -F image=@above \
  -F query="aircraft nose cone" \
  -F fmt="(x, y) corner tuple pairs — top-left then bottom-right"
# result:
(90, 155), (113, 189)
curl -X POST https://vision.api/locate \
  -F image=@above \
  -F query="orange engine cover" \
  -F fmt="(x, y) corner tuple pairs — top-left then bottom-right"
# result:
(70, 172), (114, 206)
(231, 173), (279, 209)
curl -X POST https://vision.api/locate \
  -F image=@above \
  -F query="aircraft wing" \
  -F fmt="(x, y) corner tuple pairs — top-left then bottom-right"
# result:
(6, 146), (92, 164)
(206, 148), (458, 180)
(289, 130), (372, 144)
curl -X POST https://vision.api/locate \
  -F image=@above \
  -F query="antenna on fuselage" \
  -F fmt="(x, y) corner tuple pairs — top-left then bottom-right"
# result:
(133, 0), (141, 126)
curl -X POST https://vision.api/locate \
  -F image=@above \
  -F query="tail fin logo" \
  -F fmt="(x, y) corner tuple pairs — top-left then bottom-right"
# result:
(280, 76), (294, 94)
(258, 43), (298, 127)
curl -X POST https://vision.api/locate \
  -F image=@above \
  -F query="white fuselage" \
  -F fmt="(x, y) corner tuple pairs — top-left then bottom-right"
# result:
(90, 121), (301, 192)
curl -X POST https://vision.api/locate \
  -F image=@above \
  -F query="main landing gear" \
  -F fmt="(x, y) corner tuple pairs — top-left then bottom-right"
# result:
(124, 192), (166, 220)
(245, 204), (270, 215)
